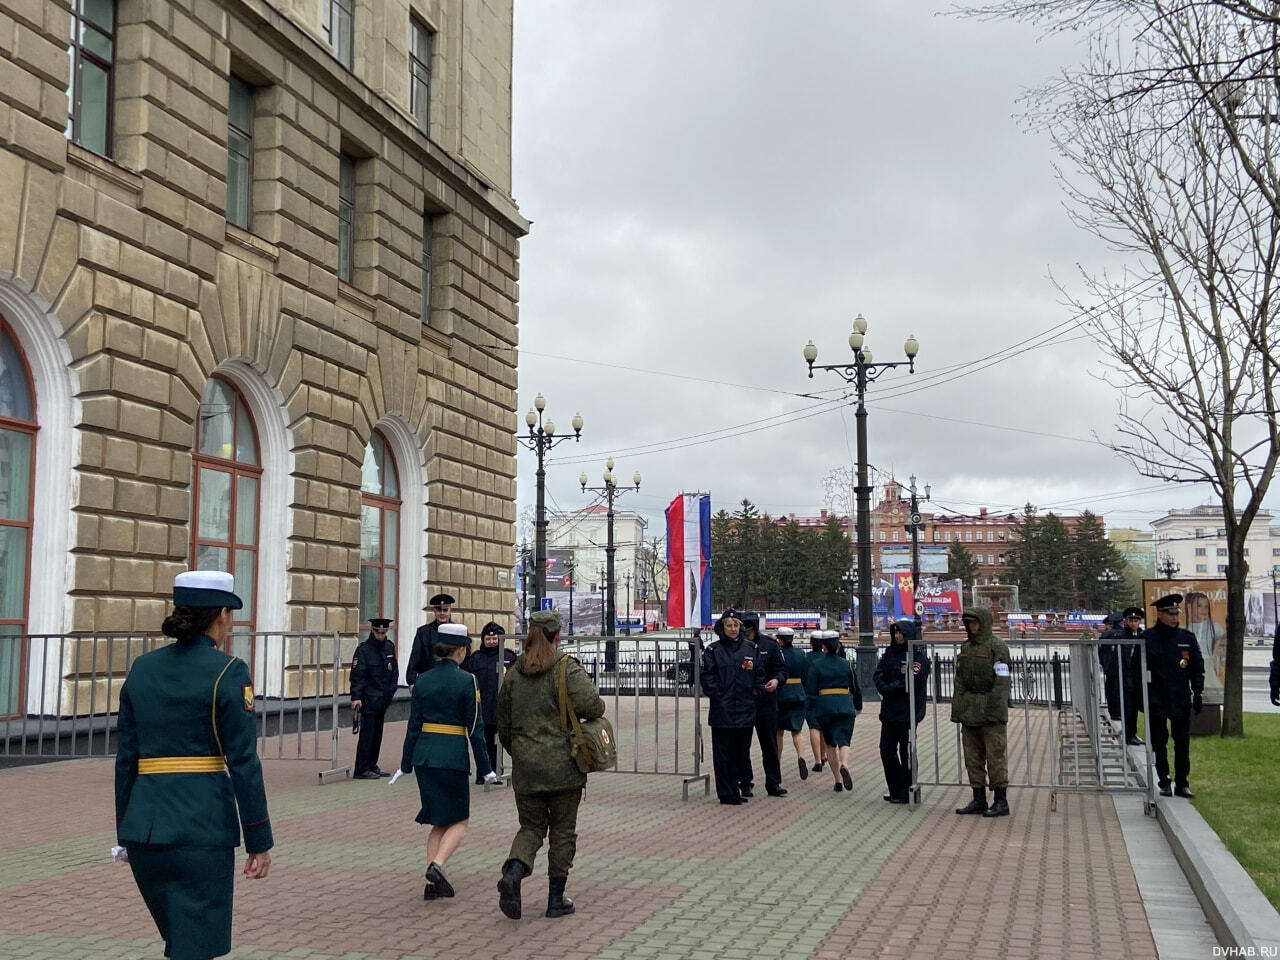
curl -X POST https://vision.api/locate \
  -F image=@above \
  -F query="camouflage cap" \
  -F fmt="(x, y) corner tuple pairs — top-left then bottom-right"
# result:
(529, 608), (563, 633)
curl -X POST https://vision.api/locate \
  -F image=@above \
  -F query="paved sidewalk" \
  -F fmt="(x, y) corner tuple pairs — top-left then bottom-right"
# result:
(0, 712), (1222, 960)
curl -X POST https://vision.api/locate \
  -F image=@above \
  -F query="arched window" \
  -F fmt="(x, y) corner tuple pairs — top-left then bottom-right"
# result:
(0, 320), (34, 718)
(360, 430), (400, 640)
(192, 376), (260, 654)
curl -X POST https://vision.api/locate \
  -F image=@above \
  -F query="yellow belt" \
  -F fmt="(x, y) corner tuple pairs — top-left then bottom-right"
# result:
(818, 687), (849, 696)
(421, 723), (466, 736)
(138, 756), (226, 774)
(785, 678), (803, 685)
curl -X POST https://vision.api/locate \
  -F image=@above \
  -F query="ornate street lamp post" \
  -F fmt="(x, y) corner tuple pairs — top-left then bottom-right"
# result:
(907, 475), (930, 628)
(1157, 553), (1180, 581)
(580, 460), (640, 638)
(804, 315), (920, 700)
(1098, 567), (1118, 613)
(516, 395), (582, 615)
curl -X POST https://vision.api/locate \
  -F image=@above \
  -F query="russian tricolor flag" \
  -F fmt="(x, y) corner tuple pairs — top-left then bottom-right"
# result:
(665, 494), (712, 628)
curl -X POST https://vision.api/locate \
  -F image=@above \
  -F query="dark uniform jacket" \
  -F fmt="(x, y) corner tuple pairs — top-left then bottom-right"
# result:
(497, 651), (605, 793)
(700, 622), (765, 728)
(950, 607), (1012, 726)
(1098, 626), (1141, 682)
(115, 637), (273, 853)
(405, 620), (444, 686)
(1141, 621), (1205, 716)
(874, 620), (930, 725)
(400, 659), (492, 775)
(804, 652), (861, 724)
(753, 631), (788, 700)
(778, 644), (809, 707)
(349, 634), (399, 710)
(463, 644), (516, 725)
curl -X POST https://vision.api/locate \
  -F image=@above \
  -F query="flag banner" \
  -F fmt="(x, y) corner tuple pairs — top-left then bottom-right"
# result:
(666, 494), (712, 627)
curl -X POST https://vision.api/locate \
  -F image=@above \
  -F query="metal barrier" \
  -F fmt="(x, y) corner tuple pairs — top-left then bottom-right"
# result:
(1, 630), (351, 781)
(559, 633), (710, 799)
(907, 634), (1156, 813)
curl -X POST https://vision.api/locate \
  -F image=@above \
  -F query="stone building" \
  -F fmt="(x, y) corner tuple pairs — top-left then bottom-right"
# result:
(0, 0), (525, 714)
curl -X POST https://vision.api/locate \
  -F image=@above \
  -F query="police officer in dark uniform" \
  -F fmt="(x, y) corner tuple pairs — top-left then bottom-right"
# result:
(1099, 606), (1145, 746)
(350, 616), (400, 779)
(1141, 593), (1205, 798)
(700, 608), (765, 805)
(407, 592), (456, 685)
(115, 570), (273, 960)
(741, 612), (788, 797)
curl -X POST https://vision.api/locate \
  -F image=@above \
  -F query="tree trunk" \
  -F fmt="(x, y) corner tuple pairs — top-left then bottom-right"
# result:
(1222, 534), (1248, 737)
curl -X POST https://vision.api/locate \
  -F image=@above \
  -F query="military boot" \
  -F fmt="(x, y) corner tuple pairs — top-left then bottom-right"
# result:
(545, 875), (576, 918)
(955, 787), (988, 815)
(497, 858), (530, 919)
(983, 787), (1010, 818)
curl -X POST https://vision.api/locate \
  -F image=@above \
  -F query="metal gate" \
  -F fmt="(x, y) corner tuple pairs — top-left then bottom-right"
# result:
(559, 633), (711, 799)
(907, 634), (1156, 812)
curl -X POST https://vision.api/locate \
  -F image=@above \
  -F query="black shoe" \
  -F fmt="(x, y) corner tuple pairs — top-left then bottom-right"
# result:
(833, 782), (843, 792)
(888, 796), (909, 805)
(718, 797), (743, 805)
(423, 881), (437, 901)
(740, 787), (754, 798)
(372, 767), (391, 777)
(766, 787), (788, 797)
(956, 788), (988, 815)
(798, 757), (809, 780)
(426, 862), (454, 898)
(1158, 781), (1172, 797)
(354, 770), (381, 780)
(1174, 785), (1195, 799)
(811, 762), (824, 773)
(1126, 736), (1144, 746)
(983, 788), (1010, 818)
(546, 876), (575, 918)
(840, 766), (853, 790)
(497, 858), (529, 920)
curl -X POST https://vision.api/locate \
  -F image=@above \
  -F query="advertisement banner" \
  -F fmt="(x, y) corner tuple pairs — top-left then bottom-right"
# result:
(896, 573), (964, 618)
(880, 545), (950, 574)
(1142, 578), (1227, 704)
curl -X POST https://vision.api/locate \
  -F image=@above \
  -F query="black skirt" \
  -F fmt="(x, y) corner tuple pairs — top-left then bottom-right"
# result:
(128, 844), (234, 960)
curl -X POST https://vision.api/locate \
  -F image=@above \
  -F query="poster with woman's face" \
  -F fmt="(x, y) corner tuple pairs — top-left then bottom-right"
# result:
(1142, 579), (1227, 702)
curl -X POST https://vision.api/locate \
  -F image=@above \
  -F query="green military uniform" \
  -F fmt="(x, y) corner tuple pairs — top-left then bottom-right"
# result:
(777, 640), (809, 733)
(804, 650), (858, 746)
(950, 607), (1012, 804)
(115, 636), (272, 960)
(399, 658), (493, 825)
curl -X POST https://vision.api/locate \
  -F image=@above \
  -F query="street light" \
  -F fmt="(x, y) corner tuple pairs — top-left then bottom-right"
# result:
(1271, 566), (1279, 631)
(565, 555), (576, 636)
(1157, 553), (1180, 580)
(581, 460), (641, 637)
(906, 475), (930, 628)
(597, 566), (606, 633)
(804, 315), (920, 700)
(1098, 568), (1118, 613)
(623, 571), (633, 635)
(517, 539), (532, 632)
(516, 395), (582, 615)
(640, 573), (650, 633)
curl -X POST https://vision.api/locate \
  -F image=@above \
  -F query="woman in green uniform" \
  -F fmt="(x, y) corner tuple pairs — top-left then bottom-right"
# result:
(804, 630), (862, 792)
(393, 622), (497, 900)
(114, 570), (274, 960)
(774, 628), (810, 780)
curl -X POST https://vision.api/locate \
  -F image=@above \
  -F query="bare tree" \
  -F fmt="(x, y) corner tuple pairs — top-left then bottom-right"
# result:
(972, 1), (1280, 735)
(636, 535), (669, 623)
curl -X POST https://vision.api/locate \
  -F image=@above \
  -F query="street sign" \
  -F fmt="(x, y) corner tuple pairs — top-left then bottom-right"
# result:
(914, 601), (925, 615)
(540, 598), (553, 610)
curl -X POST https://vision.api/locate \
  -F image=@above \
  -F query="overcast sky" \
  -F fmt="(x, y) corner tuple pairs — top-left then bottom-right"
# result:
(507, 1), (1279, 546)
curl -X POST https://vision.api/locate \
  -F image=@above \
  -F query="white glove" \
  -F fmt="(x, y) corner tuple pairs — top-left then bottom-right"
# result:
(110, 845), (129, 863)
(483, 771), (500, 784)
(388, 769), (405, 785)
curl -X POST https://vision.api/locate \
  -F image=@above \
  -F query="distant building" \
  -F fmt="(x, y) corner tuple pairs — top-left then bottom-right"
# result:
(546, 506), (649, 614)
(1151, 505), (1277, 590)
(1109, 527), (1155, 580)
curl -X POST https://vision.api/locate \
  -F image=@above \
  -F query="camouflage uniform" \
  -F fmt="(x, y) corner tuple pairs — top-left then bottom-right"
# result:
(950, 607), (1012, 815)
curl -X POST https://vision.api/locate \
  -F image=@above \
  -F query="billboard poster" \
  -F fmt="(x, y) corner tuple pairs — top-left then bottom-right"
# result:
(543, 549), (575, 590)
(880, 545), (950, 574)
(1142, 578), (1227, 705)
(897, 574), (964, 618)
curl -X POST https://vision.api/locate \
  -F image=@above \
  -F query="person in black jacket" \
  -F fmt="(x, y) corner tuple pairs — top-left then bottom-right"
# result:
(1270, 621), (1280, 707)
(700, 608), (765, 805)
(741, 612), (788, 797)
(350, 617), (400, 779)
(463, 620), (516, 784)
(406, 593), (456, 685)
(1141, 594), (1205, 798)
(873, 620), (930, 804)
(1099, 606), (1145, 745)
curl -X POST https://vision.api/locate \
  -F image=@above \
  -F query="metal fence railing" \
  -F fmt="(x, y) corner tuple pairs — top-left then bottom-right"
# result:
(2, 631), (351, 780)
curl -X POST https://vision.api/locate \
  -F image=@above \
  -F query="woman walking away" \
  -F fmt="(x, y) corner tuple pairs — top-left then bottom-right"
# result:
(392, 622), (498, 900)
(774, 628), (811, 780)
(114, 570), (273, 960)
(496, 608), (604, 919)
(804, 630), (862, 792)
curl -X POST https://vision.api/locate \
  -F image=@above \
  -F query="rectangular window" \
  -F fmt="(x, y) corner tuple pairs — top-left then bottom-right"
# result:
(986, 531), (994, 542)
(420, 212), (434, 324)
(66, 0), (115, 156)
(965, 531), (972, 542)
(338, 154), (355, 283)
(1243, 547), (1250, 556)
(987, 554), (994, 565)
(1218, 528), (1227, 537)
(1194, 527), (1204, 537)
(226, 76), (254, 229)
(410, 17), (432, 129)
(1217, 547), (1227, 557)
(324, 0), (354, 67)
(892, 531), (899, 542)
(1195, 563), (1207, 573)
(1217, 564), (1227, 574)
(1194, 547), (1206, 556)
(878, 531), (885, 542)
(998, 554), (1006, 565)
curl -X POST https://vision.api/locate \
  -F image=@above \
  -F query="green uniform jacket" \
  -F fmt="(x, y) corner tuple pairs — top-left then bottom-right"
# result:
(114, 637), (273, 853)
(804, 652), (858, 726)
(778, 645), (809, 707)
(399, 659), (492, 775)
(497, 651), (604, 794)
(950, 607), (1012, 726)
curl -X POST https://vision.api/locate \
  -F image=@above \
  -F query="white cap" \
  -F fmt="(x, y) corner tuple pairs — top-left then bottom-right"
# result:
(438, 623), (469, 638)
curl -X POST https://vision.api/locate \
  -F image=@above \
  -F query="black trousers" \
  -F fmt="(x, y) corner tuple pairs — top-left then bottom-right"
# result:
(1104, 673), (1139, 739)
(478, 722), (501, 782)
(749, 694), (782, 791)
(879, 719), (911, 800)
(354, 705), (387, 775)
(1149, 708), (1191, 787)
(710, 727), (754, 801)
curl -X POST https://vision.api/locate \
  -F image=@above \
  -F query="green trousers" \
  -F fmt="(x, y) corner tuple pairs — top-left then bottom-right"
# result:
(509, 788), (583, 877)
(961, 722), (1009, 790)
